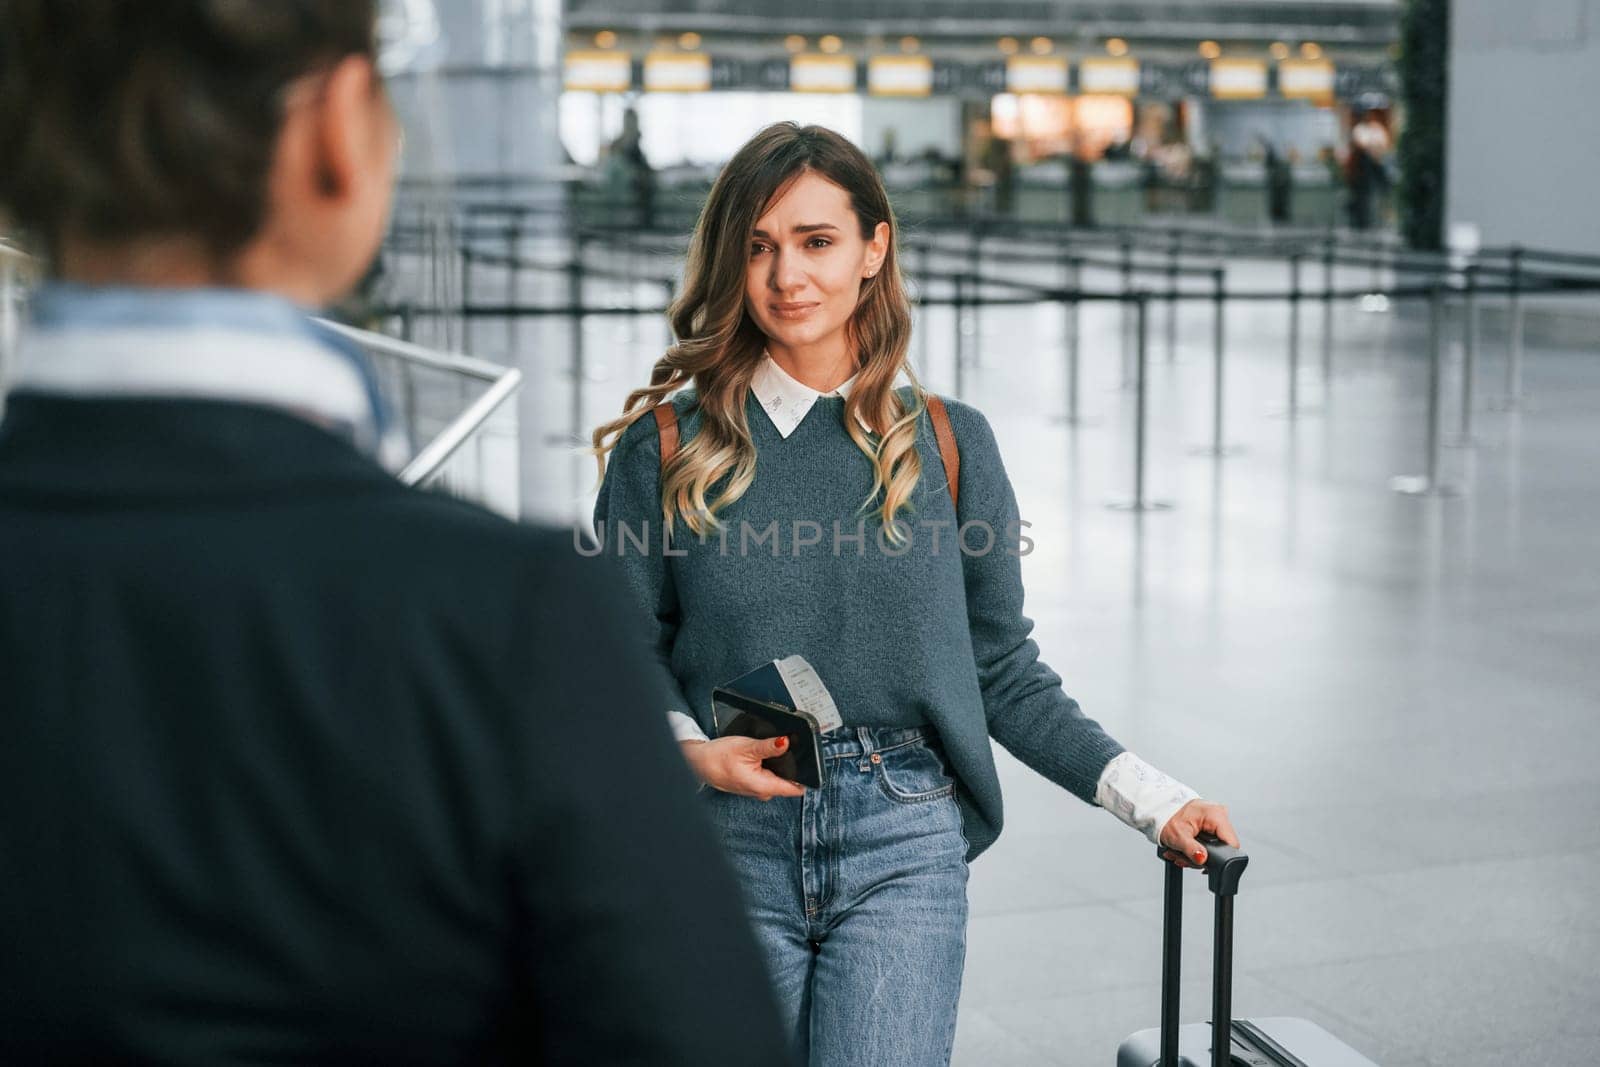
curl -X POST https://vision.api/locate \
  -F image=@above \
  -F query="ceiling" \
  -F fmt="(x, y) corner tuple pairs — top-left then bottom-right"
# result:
(563, 0), (1403, 48)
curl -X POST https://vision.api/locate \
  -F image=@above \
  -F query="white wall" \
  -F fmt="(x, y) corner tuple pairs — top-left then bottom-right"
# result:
(861, 97), (962, 161)
(1447, 0), (1600, 255)
(1200, 99), (1341, 161)
(560, 93), (867, 169)
(386, 0), (564, 179)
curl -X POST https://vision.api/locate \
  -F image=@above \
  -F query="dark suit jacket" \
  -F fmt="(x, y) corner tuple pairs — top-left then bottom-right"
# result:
(0, 395), (790, 1065)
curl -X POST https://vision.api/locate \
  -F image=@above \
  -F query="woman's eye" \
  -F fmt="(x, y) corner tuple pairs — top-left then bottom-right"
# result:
(748, 238), (828, 255)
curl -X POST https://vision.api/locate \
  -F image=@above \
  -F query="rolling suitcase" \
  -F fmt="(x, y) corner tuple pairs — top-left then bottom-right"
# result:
(1117, 834), (1380, 1067)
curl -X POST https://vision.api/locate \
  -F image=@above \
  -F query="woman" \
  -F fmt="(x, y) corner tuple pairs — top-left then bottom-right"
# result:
(590, 123), (1240, 1066)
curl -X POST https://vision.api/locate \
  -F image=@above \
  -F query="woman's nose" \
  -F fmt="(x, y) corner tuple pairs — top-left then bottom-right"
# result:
(769, 250), (806, 293)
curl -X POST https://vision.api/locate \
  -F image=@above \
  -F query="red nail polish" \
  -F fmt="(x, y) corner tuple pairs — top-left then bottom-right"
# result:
(775, 736), (788, 750)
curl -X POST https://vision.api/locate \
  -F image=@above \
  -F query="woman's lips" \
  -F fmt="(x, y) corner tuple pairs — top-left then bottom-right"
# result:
(770, 302), (820, 320)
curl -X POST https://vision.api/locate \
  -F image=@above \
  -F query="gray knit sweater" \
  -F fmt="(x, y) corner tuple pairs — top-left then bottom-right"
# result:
(590, 384), (1125, 859)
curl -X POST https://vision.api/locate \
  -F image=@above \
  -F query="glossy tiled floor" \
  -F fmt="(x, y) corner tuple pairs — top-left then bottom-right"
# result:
(484, 241), (1599, 1066)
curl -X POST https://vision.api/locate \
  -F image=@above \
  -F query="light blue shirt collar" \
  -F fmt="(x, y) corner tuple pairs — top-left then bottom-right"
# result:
(29, 282), (320, 336)
(12, 282), (403, 467)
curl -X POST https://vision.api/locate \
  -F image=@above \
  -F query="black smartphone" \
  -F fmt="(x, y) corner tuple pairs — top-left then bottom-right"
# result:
(710, 688), (825, 790)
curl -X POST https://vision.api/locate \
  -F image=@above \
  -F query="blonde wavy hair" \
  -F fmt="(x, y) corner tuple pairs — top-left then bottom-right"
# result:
(587, 122), (932, 546)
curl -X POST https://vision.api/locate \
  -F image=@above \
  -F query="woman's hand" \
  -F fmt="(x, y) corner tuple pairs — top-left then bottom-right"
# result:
(1158, 799), (1240, 869)
(680, 736), (808, 800)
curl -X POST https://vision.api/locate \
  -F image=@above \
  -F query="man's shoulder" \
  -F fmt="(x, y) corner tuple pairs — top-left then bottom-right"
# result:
(334, 490), (622, 650)
(350, 487), (590, 577)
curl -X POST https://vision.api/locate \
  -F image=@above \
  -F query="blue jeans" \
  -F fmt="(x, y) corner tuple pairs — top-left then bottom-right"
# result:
(701, 726), (971, 1067)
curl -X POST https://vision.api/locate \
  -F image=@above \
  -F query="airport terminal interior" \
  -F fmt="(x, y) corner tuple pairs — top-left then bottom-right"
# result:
(2, 0), (1597, 1063)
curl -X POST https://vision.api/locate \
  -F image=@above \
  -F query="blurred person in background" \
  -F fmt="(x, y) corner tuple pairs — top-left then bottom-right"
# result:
(588, 122), (1240, 1067)
(1069, 131), (1096, 226)
(1189, 140), (1220, 214)
(1346, 109), (1393, 230)
(604, 105), (657, 229)
(0, 2), (790, 1063)
(975, 123), (1016, 217)
(1260, 134), (1293, 224)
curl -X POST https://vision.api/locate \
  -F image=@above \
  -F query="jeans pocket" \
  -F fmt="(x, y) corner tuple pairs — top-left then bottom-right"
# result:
(875, 739), (957, 805)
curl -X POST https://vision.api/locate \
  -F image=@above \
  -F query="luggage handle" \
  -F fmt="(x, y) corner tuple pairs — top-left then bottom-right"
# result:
(1155, 832), (1250, 1067)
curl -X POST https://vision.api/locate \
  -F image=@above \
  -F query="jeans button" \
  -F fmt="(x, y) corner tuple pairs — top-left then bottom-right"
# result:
(870, 753), (882, 764)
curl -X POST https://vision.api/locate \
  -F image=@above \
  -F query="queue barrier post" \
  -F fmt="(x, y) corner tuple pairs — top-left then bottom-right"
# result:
(562, 232), (588, 446)
(1450, 264), (1481, 447)
(968, 220), (983, 359)
(1167, 232), (1181, 361)
(1392, 285), (1461, 498)
(1497, 244), (1527, 411)
(919, 240), (932, 373)
(1109, 293), (1175, 514)
(460, 245), (475, 358)
(508, 219), (525, 355)
(1191, 268), (1243, 458)
(1053, 252), (1095, 427)
(1120, 234), (1135, 389)
(1289, 251), (1301, 415)
(1274, 251), (1320, 418)
(1321, 237), (1336, 383)
(953, 272), (966, 400)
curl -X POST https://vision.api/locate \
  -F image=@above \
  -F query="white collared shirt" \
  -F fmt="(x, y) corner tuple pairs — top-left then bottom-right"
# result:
(665, 353), (1203, 846)
(750, 350), (877, 438)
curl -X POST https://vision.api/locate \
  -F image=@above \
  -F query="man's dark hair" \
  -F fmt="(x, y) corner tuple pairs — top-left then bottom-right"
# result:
(0, 1), (378, 258)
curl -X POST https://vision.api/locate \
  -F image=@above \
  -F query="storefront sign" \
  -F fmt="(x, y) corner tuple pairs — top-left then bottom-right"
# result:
(868, 55), (934, 97)
(790, 54), (857, 93)
(1078, 57), (1140, 97)
(1279, 59), (1335, 101)
(1210, 59), (1268, 99)
(563, 49), (631, 92)
(1006, 56), (1069, 94)
(643, 51), (711, 93)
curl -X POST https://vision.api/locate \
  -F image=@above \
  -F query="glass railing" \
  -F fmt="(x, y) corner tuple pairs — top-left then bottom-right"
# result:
(317, 319), (522, 517)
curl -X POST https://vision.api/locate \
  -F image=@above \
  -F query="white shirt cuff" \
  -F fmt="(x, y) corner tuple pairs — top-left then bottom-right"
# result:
(1094, 751), (1201, 847)
(667, 710), (710, 744)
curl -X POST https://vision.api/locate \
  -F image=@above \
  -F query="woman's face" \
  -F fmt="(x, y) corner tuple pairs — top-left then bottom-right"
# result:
(744, 170), (888, 359)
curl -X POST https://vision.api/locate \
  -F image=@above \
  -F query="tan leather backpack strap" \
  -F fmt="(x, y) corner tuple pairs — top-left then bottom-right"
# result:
(652, 402), (680, 472)
(925, 394), (960, 515)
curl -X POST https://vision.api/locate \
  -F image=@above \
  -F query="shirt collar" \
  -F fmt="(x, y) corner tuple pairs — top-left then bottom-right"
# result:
(751, 350), (874, 439)
(9, 282), (406, 470)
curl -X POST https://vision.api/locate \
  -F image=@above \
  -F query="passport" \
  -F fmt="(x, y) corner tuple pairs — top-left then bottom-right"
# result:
(710, 655), (844, 790)
(713, 654), (844, 734)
